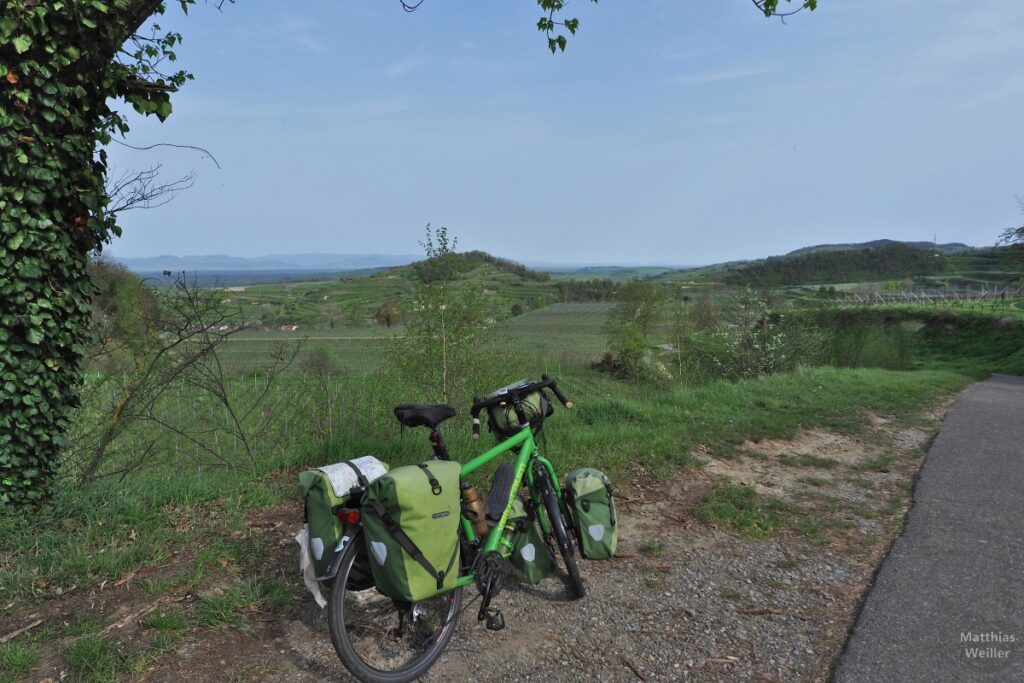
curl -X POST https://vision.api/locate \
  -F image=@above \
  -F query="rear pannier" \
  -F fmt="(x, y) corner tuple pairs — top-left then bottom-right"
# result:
(361, 460), (462, 602)
(565, 468), (618, 560)
(299, 456), (388, 578)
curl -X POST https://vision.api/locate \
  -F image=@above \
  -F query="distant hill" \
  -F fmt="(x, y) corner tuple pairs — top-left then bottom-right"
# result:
(724, 243), (948, 287)
(411, 250), (551, 283)
(787, 239), (973, 257)
(114, 253), (419, 273)
(549, 265), (676, 281)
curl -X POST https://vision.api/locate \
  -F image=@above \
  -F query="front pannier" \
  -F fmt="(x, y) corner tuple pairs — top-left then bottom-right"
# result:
(361, 460), (462, 602)
(507, 498), (555, 584)
(565, 468), (618, 560)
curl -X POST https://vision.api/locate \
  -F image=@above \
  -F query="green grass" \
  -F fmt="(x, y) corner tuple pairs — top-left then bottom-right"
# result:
(639, 540), (666, 557)
(698, 482), (848, 543)
(857, 453), (898, 472)
(63, 635), (135, 683)
(6, 300), (1012, 635)
(778, 453), (839, 468)
(1, 363), (971, 616)
(194, 578), (293, 630)
(697, 484), (788, 538)
(145, 610), (188, 632)
(0, 642), (39, 683)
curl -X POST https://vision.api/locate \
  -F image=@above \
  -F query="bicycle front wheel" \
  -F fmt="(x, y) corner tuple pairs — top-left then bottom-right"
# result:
(536, 467), (585, 599)
(326, 528), (462, 683)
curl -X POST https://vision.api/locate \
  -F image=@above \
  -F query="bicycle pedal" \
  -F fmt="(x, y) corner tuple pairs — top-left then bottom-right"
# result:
(483, 608), (505, 631)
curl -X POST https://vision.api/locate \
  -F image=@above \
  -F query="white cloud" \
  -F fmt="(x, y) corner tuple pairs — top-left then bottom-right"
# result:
(386, 57), (425, 78)
(668, 66), (772, 86)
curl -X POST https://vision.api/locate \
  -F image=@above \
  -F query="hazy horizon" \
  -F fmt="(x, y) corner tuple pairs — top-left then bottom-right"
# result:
(110, 235), (987, 273)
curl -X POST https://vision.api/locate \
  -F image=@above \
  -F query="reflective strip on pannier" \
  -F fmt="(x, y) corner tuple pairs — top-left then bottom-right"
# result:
(361, 460), (462, 602)
(565, 468), (618, 560)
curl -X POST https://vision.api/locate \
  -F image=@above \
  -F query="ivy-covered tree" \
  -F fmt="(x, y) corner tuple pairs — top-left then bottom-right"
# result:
(0, 0), (191, 506)
(0, 0), (818, 507)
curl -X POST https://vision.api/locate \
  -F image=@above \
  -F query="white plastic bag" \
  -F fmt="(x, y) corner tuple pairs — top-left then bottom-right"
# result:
(296, 524), (326, 608)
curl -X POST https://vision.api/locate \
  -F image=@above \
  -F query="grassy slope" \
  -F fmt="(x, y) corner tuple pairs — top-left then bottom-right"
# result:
(227, 256), (561, 330)
(0, 365), (972, 617)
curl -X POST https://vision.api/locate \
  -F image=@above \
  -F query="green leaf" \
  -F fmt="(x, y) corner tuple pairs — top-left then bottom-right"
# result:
(12, 35), (32, 53)
(81, 17), (98, 29)
(7, 233), (24, 251)
(157, 100), (172, 119)
(26, 328), (44, 345)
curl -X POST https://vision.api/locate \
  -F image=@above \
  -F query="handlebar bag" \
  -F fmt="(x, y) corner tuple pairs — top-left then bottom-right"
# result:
(487, 390), (554, 440)
(507, 498), (555, 584)
(565, 468), (618, 560)
(299, 456), (388, 578)
(361, 460), (462, 602)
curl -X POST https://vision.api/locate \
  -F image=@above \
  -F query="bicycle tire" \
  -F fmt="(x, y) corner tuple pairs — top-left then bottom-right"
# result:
(326, 528), (462, 683)
(536, 468), (585, 599)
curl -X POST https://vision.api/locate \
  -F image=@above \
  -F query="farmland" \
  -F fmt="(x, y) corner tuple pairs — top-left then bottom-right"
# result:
(3, 248), (1023, 682)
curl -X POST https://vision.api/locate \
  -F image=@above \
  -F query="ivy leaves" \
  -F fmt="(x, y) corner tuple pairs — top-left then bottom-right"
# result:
(0, 0), (196, 507)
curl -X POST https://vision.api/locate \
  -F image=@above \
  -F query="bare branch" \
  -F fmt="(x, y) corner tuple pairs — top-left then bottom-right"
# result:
(109, 139), (222, 169)
(106, 164), (195, 214)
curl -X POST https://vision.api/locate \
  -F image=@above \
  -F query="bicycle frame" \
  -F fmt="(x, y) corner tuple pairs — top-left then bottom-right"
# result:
(453, 425), (562, 588)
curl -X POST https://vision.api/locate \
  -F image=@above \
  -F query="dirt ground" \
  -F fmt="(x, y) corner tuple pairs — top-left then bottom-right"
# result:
(4, 406), (949, 682)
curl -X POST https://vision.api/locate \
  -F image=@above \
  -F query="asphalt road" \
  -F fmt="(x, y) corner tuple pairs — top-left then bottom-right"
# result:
(833, 374), (1024, 682)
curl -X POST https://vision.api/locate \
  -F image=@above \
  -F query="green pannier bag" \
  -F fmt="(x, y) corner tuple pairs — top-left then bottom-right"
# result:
(487, 388), (554, 440)
(508, 498), (555, 584)
(565, 468), (618, 560)
(299, 456), (388, 578)
(361, 460), (462, 602)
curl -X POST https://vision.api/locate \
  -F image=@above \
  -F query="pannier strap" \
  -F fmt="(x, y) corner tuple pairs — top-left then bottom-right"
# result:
(607, 481), (617, 527)
(369, 498), (456, 590)
(342, 460), (370, 488)
(417, 463), (443, 495)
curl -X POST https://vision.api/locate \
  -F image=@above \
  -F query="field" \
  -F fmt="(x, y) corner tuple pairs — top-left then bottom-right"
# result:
(3, 251), (1024, 682)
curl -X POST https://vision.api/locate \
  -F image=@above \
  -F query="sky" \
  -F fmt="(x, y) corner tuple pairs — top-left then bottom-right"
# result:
(104, 0), (1024, 266)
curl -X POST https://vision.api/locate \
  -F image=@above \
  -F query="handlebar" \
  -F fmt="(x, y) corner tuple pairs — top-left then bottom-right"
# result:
(542, 374), (573, 410)
(470, 375), (573, 438)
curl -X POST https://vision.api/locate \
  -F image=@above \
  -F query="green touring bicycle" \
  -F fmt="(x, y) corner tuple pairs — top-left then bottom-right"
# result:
(320, 375), (584, 682)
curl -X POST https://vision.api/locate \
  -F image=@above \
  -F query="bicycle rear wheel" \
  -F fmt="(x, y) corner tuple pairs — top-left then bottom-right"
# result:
(536, 466), (585, 599)
(327, 528), (462, 683)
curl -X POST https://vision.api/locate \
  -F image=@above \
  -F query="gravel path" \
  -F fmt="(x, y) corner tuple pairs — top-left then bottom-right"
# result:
(274, 466), (900, 683)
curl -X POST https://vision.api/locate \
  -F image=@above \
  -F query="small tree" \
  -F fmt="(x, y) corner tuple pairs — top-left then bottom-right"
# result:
(998, 197), (1024, 246)
(300, 347), (344, 445)
(603, 279), (668, 381)
(345, 302), (365, 327)
(998, 197), (1024, 281)
(375, 299), (402, 328)
(606, 279), (664, 338)
(397, 225), (497, 404)
(687, 293), (721, 331)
